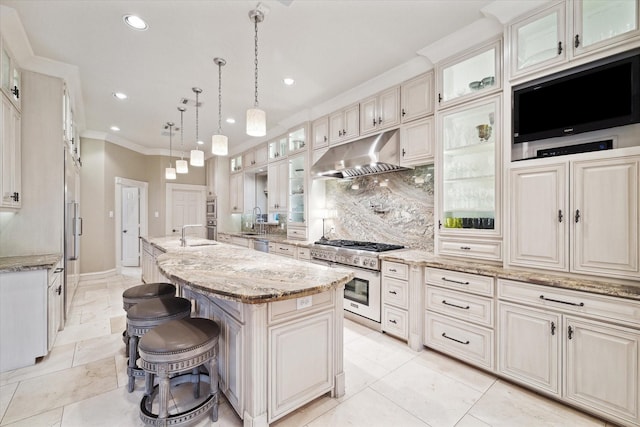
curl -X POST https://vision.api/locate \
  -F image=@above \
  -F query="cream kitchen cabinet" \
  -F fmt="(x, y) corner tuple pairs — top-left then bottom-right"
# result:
(268, 159), (288, 213)
(424, 268), (495, 371)
(288, 123), (308, 155)
(1, 92), (21, 209)
(509, 0), (640, 79)
(497, 278), (640, 427)
(47, 263), (63, 351)
(230, 154), (243, 173)
(508, 151), (639, 281)
(288, 154), (306, 225)
(399, 116), (434, 167)
(359, 86), (400, 135)
(436, 94), (502, 262)
(400, 71), (434, 123)
(436, 38), (502, 110)
(268, 134), (288, 162)
(328, 103), (359, 144)
(381, 261), (410, 341)
(229, 172), (244, 213)
(311, 116), (329, 150)
(243, 142), (268, 170)
(1, 37), (21, 110)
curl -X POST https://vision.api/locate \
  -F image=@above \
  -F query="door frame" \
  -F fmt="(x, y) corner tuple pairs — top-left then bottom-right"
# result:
(115, 177), (148, 274)
(165, 183), (207, 236)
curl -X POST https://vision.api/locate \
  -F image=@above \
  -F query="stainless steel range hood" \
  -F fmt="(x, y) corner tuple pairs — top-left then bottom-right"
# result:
(310, 129), (412, 179)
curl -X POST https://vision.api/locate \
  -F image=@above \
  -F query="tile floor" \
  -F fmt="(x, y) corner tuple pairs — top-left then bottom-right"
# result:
(0, 270), (616, 427)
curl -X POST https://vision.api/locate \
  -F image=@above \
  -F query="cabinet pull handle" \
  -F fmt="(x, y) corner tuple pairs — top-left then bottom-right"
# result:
(324, 136), (327, 142)
(388, 290), (397, 295)
(558, 210), (563, 223)
(378, 116), (382, 125)
(442, 332), (469, 345)
(550, 321), (556, 335)
(12, 192), (19, 202)
(389, 319), (397, 324)
(389, 268), (397, 272)
(442, 300), (470, 310)
(11, 85), (19, 99)
(441, 277), (470, 285)
(539, 295), (584, 307)
(373, 118), (377, 126)
(557, 41), (563, 55)
(574, 34), (580, 48)
(401, 108), (406, 117)
(568, 325), (574, 340)
(438, 93), (442, 103)
(56, 285), (62, 295)
(54, 267), (64, 273)
(460, 246), (471, 250)
(343, 128), (347, 135)
(402, 148), (406, 157)
(338, 130), (342, 137)
(574, 209), (581, 223)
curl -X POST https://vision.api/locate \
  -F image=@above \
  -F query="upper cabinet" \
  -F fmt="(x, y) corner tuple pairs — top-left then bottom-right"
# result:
(400, 71), (434, 123)
(268, 134), (288, 162)
(1, 38), (21, 110)
(288, 123), (308, 155)
(359, 86), (400, 135)
(328, 103), (359, 145)
(1, 93), (21, 209)
(230, 154), (243, 173)
(436, 38), (502, 110)
(244, 143), (268, 170)
(399, 116), (434, 167)
(509, 0), (640, 79)
(311, 116), (329, 150)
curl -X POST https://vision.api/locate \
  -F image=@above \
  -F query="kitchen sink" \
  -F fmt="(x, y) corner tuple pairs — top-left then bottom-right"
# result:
(187, 242), (217, 247)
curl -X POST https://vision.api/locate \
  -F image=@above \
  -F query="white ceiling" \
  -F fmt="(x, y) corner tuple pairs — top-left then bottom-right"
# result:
(0, 0), (529, 157)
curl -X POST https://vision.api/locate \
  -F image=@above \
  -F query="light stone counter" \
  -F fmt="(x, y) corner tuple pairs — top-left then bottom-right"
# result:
(217, 231), (313, 247)
(0, 254), (62, 273)
(380, 249), (640, 301)
(148, 237), (352, 304)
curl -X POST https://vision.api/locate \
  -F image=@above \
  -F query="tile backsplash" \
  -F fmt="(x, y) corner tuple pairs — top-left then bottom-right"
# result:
(324, 165), (435, 251)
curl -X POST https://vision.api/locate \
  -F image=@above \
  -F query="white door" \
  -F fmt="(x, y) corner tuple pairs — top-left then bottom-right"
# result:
(122, 187), (140, 267)
(166, 184), (206, 237)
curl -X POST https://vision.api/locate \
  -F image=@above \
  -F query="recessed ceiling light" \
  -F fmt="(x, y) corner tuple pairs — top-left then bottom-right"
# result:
(113, 92), (128, 100)
(123, 15), (148, 31)
(110, 126), (120, 132)
(283, 77), (295, 86)
(197, 140), (204, 145)
(226, 118), (236, 124)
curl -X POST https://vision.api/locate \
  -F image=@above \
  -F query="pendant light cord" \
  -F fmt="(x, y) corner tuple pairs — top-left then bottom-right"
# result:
(168, 123), (173, 166)
(218, 62), (223, 133)
(179, 107), (185, 159)
(254, 16), (259, 107)
(195, 90), (200, 143)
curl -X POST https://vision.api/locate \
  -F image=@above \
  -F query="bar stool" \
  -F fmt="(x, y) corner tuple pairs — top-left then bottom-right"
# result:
(121, 283), (177, 351)
(138, 317), (220, 427)
(126, 296), (192, 392)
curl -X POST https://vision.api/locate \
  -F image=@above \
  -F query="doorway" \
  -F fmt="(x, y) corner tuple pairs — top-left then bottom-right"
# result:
(165, 183), (207, 237)
(115, 177), (148, 274)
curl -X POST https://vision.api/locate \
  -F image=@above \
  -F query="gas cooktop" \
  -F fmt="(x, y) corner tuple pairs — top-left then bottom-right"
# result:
(313, 239), (404, 253)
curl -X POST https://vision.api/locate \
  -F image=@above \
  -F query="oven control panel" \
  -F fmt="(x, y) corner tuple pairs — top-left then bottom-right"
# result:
(310, 247), (379, 270)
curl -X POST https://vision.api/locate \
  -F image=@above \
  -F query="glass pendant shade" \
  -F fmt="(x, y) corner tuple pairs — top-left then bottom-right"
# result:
(211, 134), (228, 156)
(165, 167), (176, 180)
(246, 107), (266, 137)
(176, 159), (188, 174)
(190, 149), (205, 166)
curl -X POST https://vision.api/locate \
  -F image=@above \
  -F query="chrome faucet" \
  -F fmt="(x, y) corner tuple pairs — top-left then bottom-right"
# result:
(252, 206), (264, 235)
(180, 224), (203, 247)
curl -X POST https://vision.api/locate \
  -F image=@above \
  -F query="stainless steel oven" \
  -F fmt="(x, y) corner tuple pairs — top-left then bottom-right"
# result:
(206, 197), (217, 240)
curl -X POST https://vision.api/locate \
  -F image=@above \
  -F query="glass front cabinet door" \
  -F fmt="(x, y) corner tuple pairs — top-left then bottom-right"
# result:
(436, 94), (502, 261)
(288, 154), (306, 224)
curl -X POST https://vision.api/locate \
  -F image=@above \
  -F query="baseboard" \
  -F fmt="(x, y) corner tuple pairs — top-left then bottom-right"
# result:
(79, 269), (117, 285)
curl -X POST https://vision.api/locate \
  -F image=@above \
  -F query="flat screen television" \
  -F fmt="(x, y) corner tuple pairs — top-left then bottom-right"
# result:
(513, 50), (640, 144)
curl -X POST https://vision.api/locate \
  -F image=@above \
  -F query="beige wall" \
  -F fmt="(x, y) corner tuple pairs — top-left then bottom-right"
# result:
(80, 137), (205, 274)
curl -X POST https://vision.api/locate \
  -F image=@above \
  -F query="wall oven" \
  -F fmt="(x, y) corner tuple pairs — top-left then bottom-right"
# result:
(206, 197), (217, 241)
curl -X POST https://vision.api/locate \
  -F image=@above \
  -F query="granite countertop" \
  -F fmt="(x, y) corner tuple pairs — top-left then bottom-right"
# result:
(380, 249), (640, 301)
(0, 253), (62, 273)
(218, 231), (313, 247)
(147, 237), (353, 304)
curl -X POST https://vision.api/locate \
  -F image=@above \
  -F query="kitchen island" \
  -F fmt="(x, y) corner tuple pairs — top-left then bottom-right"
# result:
(142, 237), (353, 427)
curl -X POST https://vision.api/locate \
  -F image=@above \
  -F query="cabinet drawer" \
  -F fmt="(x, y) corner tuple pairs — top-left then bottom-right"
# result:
(498, 279), (640, 328)
(383, 277), (408, 309)
(426, 268), (494, 297)
(425, 312), (494, 371)
(287, 226), (308, 240)
(438, 237), (502, 261)
(269, 289), (334, 324)
(296, 247), (311, 261)
(382, 261), (409, 280)
(426, 286), (494, 327)
(274, 244), (295, 257)
(217, 234), (231, 243)
(383, 306), (408, 340)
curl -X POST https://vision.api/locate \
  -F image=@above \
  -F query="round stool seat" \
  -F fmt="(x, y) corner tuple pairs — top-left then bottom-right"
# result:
(126, 297), (191, 393)
(122, 283), (176, 311)
(139, 318), (220, 427)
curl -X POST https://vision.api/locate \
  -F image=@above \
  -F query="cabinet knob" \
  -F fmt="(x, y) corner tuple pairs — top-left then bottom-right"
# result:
(558, 210), (563, 223)
(342, 129), (346, 135)
(557, 41), (563, 55)
(323, 136), (327, 142)
(373, 118), (377, 126)
(574, 34), (580, 48)
(438, 93), (442, 103)
(401, 108), (406, 117)
(11, 85), (19, 99)
(574, 209), (581, 223)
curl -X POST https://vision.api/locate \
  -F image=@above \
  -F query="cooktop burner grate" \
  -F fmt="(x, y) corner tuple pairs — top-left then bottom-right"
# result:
(313, 239), (404, 252)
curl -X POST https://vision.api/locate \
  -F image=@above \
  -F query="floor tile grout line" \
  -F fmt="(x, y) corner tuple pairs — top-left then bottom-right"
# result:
(365, 384), (433, 426)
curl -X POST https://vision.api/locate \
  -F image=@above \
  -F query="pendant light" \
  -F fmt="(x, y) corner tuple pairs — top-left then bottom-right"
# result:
(211, 57), (229, 156)
(246, 7), (266, 137)
(176, 106), (189, 174)
(190, 87), (205, 166)
(165, 122), (176, 180)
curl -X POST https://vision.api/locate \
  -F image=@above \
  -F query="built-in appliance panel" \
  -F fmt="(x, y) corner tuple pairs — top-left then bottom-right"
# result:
(382, 277), (409, 310)
(426, 267), (495, 297)
(268, 289), (334, 324)
(382, 261), (409, 280)
(383, 305), (408, 339)
(426, 286), (494, 327)
(425, 311), (494, 371)
(497, 278), (640, 328)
